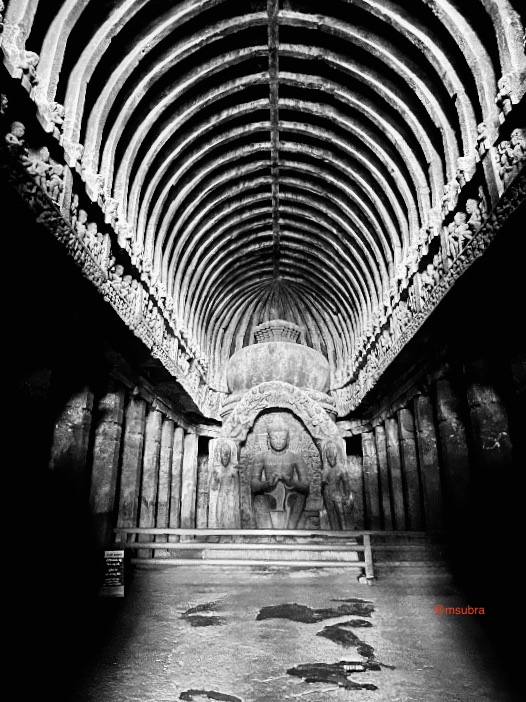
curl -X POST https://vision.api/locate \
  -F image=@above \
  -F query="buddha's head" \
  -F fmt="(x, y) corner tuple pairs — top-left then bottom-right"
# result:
(267, 418), (289, 452)
(325, 440), (338, 467)
(219, 441), (231, 466)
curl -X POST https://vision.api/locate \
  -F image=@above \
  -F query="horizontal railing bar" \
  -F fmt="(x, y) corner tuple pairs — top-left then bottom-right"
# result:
(120, 542), (366, 551)
(131, 558), (367, 568)
(115, 528), (360, 537)
(114, 527), (429, 537)
(114, 527), (366, 539)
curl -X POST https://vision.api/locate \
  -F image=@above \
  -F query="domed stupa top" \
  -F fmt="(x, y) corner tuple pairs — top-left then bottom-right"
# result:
(253, 319), (302, 344)
(226, 318), (330, 394)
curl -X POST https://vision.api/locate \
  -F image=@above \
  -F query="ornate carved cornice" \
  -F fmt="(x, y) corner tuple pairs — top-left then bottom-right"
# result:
(334, 168), (526, 415)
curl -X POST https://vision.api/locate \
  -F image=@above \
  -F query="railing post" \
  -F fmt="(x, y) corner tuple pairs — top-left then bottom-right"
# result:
(363, 534), (375, 584)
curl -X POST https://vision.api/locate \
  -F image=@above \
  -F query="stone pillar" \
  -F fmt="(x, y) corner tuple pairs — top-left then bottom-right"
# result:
(435, 374), (471, 531)
(385, 417), (406, 530)
(155, 418), (175, 557)
(49, 385), (94, 489)
(168, 427), (184, 542)
(466, 359), (514, 472)
(413, 393), (444, 533)
(117, 396), (146, 530)
(374, 424), (393, 530)
(347, 454), (364, 529)
(196, 454), (209, 528)
(508, 352), (526, 469)
(465, 359), (514, 529)
(137, 408), (162, 558)
(180, 432), (199, 538)
(397, 408), (424, 530)
(89, 380), (126, 551)
(361, 432), (381, 530)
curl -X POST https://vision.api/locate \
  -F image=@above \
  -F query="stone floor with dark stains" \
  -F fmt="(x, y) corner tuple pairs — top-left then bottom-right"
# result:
(51, 565), (520, 702)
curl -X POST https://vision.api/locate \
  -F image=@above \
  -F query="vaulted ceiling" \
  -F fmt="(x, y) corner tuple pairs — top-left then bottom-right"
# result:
(4, 0), (525, 395)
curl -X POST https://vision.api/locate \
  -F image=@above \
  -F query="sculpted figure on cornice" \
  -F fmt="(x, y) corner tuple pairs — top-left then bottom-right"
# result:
(407, 281), (418, 313)
(60, 138), (83, 168)
(441, 179), (459, 217)
(85, 222), (101, 257)
(103, 197), (119, 225)
(476, 122), (490, 159)
(140, 256), (152, 285)
(391, 299), (412, 341)
(26, 145), (50, 190)
(75, 209), (88, 240)
(46, 161), (64, 204)
(498, 129), (526, 187)
(419, 261), (440, 305)
(381, 288), (392, 317)
(511, 128), (526, 163)
(109, 262), (124, 288)
(20, 145), (63, 204)
(495, 74), (514, 121)
(446, 211), (473, 263)
(498, 139), (515, 186)
(5, 120), (32, 168)
(465, 197), (484, 231)
(131, 240), (144, 270)
(20, 51), (39, 86)
(39, 101), (65, 133)
(455, 154), (477, 189)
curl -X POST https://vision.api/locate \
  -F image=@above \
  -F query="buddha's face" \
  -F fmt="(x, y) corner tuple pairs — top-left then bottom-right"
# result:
(326, 442), (337, 466)
(268, 428), (289, 451)
(219, 443), (231, 466)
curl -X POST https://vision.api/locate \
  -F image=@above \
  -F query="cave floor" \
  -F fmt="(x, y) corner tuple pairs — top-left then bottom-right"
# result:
(53, 565), (519, 702)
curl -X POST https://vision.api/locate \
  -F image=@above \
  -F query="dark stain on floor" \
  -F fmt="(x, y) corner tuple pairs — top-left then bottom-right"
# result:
(287, 661), (378, 690)
(317, 622), (375, 657)
(256, 601), (374, 622)
(182, 601), (225, 627)
(339, 618), (373, 628)
(179, 690), (242, 701)
(317, 621), (396, 670)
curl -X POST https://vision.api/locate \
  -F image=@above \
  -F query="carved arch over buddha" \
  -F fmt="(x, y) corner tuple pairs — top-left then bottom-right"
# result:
(220, 380), (342, 446)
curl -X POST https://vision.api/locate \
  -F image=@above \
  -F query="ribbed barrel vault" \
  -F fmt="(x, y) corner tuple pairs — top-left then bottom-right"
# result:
(6, 0), (525, 393)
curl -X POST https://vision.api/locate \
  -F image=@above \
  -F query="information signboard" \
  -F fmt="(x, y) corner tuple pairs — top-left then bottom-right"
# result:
(99, 549), (125, 597)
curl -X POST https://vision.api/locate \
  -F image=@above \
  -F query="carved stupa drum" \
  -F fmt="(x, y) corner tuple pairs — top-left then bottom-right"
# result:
(226, 319), (330, 394)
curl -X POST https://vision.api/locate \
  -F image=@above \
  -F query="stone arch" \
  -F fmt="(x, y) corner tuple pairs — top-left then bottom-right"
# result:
(220, 381), (342, 447)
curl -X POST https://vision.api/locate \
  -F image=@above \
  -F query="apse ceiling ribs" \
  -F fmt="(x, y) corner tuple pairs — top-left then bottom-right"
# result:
(8, 0), (525, 394)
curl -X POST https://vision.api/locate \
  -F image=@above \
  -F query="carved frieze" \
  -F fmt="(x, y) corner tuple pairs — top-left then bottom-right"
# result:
(1, 135), (219, 418)
(335, 171), (526, 414)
